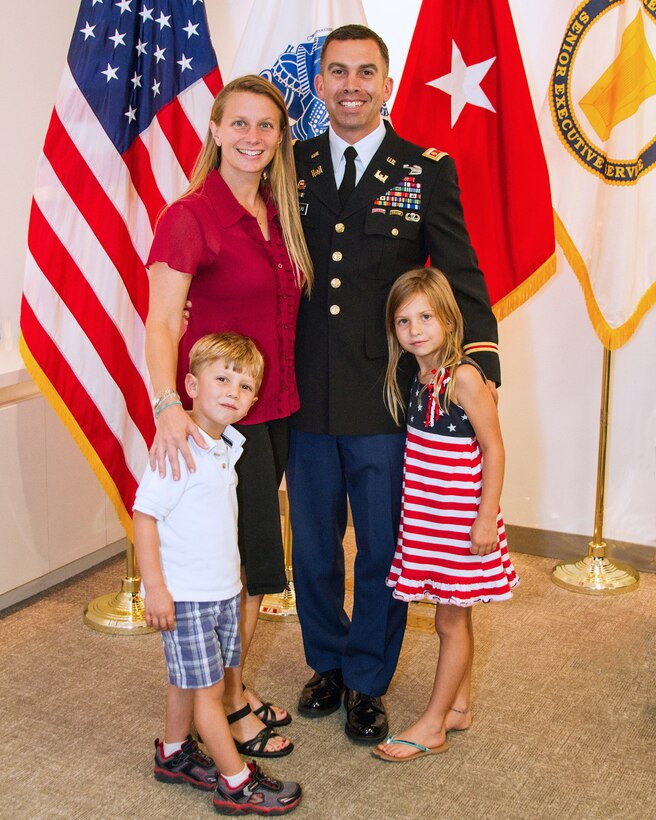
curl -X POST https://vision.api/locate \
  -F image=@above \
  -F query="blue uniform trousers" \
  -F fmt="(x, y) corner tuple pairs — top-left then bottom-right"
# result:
(286, 430), (408, 696)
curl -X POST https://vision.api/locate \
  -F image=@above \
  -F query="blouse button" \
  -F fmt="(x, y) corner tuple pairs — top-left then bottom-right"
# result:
(277, 263), (283, 268)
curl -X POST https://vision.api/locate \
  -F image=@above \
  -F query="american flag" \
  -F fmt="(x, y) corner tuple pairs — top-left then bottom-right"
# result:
(19, 0), (222, 539)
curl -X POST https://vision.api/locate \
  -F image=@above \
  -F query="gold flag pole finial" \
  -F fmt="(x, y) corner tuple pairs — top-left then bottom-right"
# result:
(83, 539), (155, 633)
(552, 348), (639, 594)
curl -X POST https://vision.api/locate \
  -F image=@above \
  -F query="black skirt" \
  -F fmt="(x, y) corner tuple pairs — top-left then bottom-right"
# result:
(233, 417), (289, 596)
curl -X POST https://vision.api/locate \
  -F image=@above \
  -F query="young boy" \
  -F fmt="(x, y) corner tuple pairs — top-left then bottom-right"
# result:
(133, 333), (301, 816)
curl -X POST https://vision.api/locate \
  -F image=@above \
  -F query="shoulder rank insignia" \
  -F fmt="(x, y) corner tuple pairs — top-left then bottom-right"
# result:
(422, 147), (449, 162)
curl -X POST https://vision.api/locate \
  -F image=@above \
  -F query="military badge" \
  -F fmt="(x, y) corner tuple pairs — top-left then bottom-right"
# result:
(373, 176), (422, 211)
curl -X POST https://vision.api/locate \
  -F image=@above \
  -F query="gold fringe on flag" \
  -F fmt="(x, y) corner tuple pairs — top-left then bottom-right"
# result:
(19, 333), (134, 541)
(554, 212), (656, 351)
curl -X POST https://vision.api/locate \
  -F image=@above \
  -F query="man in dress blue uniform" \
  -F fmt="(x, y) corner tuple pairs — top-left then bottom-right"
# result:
(287, 24), (500, 743)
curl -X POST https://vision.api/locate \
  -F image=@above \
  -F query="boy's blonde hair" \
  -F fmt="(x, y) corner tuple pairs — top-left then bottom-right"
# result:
(385, 267), (464, 425)
(188, 333), (265, 388)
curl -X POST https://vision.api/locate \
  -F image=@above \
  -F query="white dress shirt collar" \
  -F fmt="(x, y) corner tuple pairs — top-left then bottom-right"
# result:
(329, 118), (388, 186)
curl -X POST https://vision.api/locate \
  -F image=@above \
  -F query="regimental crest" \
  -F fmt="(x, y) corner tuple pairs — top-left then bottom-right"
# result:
(260, 30), (329, 140)
(260, 28), (389, 141)
(549, 1), (656, 185)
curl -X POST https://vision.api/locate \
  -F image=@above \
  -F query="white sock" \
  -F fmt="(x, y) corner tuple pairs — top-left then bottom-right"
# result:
(221, 764), (250, 789)
(163, 740), (184, 757)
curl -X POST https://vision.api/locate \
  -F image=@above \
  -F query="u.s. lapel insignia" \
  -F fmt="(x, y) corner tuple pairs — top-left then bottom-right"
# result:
(374, 170), (389, 183)
(310, 150), (319, 159)
(386, 156), (396, 165)
(311, 165), (323, 178)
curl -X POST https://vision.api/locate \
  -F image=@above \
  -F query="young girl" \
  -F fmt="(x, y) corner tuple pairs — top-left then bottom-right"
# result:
(373, 267), (518, 762)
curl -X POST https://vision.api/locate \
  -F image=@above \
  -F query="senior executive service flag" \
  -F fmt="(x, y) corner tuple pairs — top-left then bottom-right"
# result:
(392, 0), (556, 318)
(512, 0), (656, 348)
(19, 0), (222, 538)
(229, 0), (369, 140)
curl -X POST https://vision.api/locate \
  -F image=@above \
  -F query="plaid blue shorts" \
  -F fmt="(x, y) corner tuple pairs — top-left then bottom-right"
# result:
(161, 596), (241, 689)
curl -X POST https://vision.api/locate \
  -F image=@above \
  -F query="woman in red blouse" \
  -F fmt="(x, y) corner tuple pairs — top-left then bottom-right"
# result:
(145, 75), (313, 757)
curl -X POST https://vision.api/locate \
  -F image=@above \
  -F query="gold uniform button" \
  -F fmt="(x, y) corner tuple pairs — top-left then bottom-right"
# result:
(330, 305), (341, 315)
(330, 278), (341, 289)
(332, 251), (343, 262)
(391, 227), (399, 236)
(335, 223), (345, 233)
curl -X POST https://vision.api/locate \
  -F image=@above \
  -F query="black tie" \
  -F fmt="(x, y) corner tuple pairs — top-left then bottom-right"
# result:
(338, 146), (357, 207)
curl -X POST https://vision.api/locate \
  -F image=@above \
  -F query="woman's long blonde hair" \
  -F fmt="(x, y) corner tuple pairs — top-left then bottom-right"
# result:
(384, 267), (464, 425)
(186, 75), (313, 291)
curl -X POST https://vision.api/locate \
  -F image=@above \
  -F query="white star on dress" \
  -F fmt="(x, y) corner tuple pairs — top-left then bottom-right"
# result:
(183, 20), (200, 38)
(461, 413), (468, 421)
(156, 12), (172, 29)
(177, 54), (193, 72)
(448, 423), (457, 432)
(80, 22), (96, 40)
(426, 40), (496, 127)
(109, 29), (126, 48)
(101, 63), (119, 82)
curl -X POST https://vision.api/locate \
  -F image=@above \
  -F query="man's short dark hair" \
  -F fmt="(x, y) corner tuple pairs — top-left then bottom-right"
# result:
(320, 24), (390, 73)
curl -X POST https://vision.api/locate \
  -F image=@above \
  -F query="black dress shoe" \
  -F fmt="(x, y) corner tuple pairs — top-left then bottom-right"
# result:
(344, 690), (389, 744)
(297, 669), (344, 717)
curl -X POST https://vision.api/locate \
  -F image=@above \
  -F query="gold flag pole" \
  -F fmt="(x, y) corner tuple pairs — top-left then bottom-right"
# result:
(552, 347), (639, 595)
(259, 488), (298, 621)
(84, 539), (155, 633)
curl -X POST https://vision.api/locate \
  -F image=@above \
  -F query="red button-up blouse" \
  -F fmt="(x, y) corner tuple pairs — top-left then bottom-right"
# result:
(147, 170), (301, 425)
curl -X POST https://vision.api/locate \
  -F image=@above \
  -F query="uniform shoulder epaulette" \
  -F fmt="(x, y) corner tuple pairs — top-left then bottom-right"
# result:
(422, 147), (449, 162)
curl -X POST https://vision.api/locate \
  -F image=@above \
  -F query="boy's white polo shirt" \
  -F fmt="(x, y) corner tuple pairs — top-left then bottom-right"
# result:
(133, 425), (245, 602)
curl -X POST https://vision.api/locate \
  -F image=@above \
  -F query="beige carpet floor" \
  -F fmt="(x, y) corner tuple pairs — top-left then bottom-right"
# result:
(1, 537), (655, 820)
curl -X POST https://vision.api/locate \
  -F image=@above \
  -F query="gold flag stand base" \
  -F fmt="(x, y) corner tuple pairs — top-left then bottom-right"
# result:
(259, 492), (297, 622)
(83, 541), (155, 635)
(552, 542), (639, 596)
(552, 348), (639, 597)
(259, 577), (298, 622)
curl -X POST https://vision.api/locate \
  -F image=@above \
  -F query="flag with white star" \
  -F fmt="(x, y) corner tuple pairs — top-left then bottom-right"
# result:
(391, 0), (555, 319)
(20, 0), (222, 538)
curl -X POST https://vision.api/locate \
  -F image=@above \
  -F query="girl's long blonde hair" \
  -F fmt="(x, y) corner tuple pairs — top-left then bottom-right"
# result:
(384, 267), (464, 425)
(185, 75), (313, 292)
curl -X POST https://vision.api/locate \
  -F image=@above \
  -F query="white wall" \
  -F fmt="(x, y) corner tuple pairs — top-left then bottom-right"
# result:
(2, 0), (654, 558)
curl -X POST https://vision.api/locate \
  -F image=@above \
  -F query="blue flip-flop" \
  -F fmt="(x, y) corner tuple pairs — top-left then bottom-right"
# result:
(372, 734), (449, 762)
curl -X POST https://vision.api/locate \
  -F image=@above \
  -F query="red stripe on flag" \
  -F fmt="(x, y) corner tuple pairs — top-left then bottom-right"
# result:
(156, 99), (203, 179)
(122, 135), (169, 230)
(42, 111), (150, 321)
(27, 202), (155, 445)
(204, 67), (223, 97)
(20, 297), (139, 509)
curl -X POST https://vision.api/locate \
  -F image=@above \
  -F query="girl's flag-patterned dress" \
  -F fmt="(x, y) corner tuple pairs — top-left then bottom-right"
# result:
(387, 366), (518, 606)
